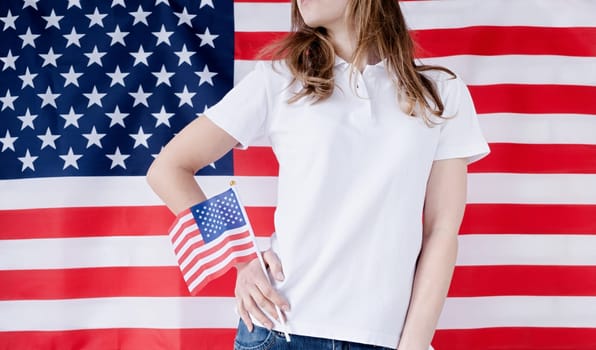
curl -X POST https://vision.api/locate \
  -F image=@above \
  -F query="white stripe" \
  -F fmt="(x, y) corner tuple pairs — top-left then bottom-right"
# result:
(457, 234), (596, 266)
(420, 55), (596, 86)
(467, 174), (596, 205)
(234, 1), (596, 32)
(236, 58), (596, 87)
(0, 236), (270, 270)
(187, 247), (257, 291)
(2, 174), (596, 209)
(2, 235), (595, 271)
(438, 296), (596, 329)
(0, 176), (277, 209)
(180, 234), (252, 272)
(479, 113), (596, 145)
(0, 296), (595, 330)
(0, 297), (237, 330)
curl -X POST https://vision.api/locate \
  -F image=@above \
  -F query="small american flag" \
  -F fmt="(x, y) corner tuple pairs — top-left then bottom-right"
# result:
(168, 187), (257, 295)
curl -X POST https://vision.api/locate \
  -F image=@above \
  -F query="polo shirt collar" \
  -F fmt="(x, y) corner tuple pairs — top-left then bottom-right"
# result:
(334, 55), (387, 70)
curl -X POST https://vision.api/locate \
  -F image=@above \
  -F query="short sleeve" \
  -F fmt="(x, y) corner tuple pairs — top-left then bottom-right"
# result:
(433, 76), (490, 164)
(203, 62), (270, 149)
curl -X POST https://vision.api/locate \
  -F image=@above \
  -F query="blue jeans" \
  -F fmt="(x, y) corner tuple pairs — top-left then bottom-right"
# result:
(234, 319), (394, 350)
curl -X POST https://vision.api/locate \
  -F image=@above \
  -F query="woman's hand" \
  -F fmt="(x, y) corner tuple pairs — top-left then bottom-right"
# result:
(235, 250), (290, 332)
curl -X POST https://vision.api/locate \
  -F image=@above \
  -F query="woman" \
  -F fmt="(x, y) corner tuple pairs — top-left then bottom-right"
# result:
(147, 0), (490, 349)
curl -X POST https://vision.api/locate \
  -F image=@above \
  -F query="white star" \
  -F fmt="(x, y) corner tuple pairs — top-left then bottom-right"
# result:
(174, 7), (195, 27)
(152, 106), (174, 127)
(19, 67), (37, 89)
(196, 65), (217, 86)
(152, 65), (174, 87)
(18, 149), (38, 171)
(1, 10), (18, 31)
(175, 86), (195, 107)
(0, 130), (17, 152)
(107, 66), (129, 87)
(19, 28), (39, 48)
(197, 27), (218, 47)
(152, 25), (173, 46)
(86, 8), (107, 28)
(59, 147), (83, 170)
(130, 126), (152, 148)
(61, 66), (82, 87)
(67, 0), (82, 9)
(64, 27), (84, 47)
(18, 108), (37, 130)
(200, 0), (214, 9)
(42, 9), (63, 29)
(111, 0), (126, 7)
(37, 86), (59, 108)
(37, 127), (60, 149)
(106, 147), (129, 169)
(130, 5), (150, 26)
(106, 106), (129, 127)
(1, 90), (18, 111)
(23, 0), (39, 10)
(84, 86), (106, 107)
(107, 25), (128, 46)
(60, 106), (83, 128)
(152, 146), (164, 159)
(155, 0), (169, 5)
(85, 46), (106, 67)
(82, 126), (106, 148)
(39, 47), (62, 67)
(175, 44), (194, 66)
(129, 85), (151, 107)
(1, 50), (18, 71)
(130, 46), (152, 66)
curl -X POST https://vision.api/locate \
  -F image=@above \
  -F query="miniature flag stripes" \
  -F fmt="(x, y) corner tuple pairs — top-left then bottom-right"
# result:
(168, 187), (258, 295)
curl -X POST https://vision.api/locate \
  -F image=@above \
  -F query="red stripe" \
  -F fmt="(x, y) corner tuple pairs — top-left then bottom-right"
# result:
(234, 28), (596, 60)
(413, 26), (596, 57)
(0, 328), (236, 350)
(461, 204), (596, 235)
(449, 265), (596, 297)
(470, 143), (596, 174)
(1, 203), (593, 242)
(1, 327), (595, 350)
(4, 264), (596, 301)
(469, 84), (596, 115)
(433, 327), (596, 350)
(234, 144), (596, 176)
(0, 206), (274, 239)
(0, 267), (237, 300)
(233, 147), (278, 176)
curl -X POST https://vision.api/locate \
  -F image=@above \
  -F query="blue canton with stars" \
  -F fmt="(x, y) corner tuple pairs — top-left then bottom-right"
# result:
(0, 0), (234, 179)
(190, 188), (246, 244)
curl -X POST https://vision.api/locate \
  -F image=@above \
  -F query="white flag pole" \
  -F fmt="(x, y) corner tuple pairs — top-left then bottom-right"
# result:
(230, 183), (291, 342)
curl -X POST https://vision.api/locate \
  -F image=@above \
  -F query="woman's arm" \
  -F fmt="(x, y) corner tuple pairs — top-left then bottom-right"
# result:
(146, 115), (238, 214)
(397, 157), (468, 350)
(146, 115), (289, 329)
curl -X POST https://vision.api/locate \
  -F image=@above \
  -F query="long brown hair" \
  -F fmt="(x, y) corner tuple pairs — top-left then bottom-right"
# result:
(262, 0), (455, 125)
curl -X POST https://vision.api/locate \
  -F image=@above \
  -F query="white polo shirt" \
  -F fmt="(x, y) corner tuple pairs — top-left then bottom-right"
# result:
(204, 58), (490, 348)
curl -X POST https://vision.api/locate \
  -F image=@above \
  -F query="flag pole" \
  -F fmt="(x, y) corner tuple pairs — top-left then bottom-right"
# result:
(230, 181), (291, 342)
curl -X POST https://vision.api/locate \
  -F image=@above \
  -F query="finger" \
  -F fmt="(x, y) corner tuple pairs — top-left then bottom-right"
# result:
(237, 300), (253, 333)
(243, 290), (274, 329)
(254, 276), (290, 315)
(263, 250), (285, 282)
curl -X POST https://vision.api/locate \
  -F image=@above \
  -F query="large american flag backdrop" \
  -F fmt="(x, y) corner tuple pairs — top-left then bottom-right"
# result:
(0, 0), (595, 349)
